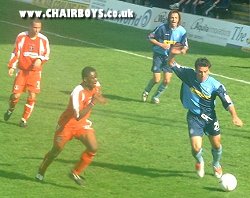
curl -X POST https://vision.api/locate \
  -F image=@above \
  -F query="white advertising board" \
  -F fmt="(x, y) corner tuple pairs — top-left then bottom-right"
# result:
(149, 7), (250, 48)
(89, 0), (152, 30)
(70, 0), (90, 3)
(18, 0), (250, 48)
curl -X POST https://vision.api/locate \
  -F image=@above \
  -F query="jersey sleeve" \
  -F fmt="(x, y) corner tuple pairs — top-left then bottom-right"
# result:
(37, 33), (50, 63)
(71, 86), (84, 119)
(215, 84), (234, 110)
(8, 34), (22, 69)
(180, 33), (188, 48)
(172, 64), (194, 85)
(148, 24), (163, 41)
(178, 26), (188, 48)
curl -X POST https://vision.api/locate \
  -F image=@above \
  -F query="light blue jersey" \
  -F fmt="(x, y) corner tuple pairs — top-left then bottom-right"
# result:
(148, 23), (188, 56)
(172, 65), (233, 117)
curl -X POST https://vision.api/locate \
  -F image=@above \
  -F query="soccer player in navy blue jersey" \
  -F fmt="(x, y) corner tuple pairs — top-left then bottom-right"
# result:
(142, 10), (188, 104)
(168, 57), (243, 178)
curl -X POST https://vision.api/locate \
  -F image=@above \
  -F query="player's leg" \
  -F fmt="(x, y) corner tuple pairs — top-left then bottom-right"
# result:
(68, 128), (97, 186)
(20, 91), (36, 127)
(187, 111), (205, 177)
(152, 72), (173, 103)
(151, 56), (172, 103)
(4, 70), (25, 121)
(209, 135), (222, 178)
(190, 136), (205, 177)
(206, 118), (222, 178)
(72, 130), (97, 176)
(142, 53), (162, 102)
(36, 126), (71, 181)
(21, 71), (41, 127)
(4, 93), (21, 121)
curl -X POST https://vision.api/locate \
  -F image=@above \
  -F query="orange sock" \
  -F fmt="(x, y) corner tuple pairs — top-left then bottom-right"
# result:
(22, 98), (35, 121)
(73, 151), (96, 175)
(9, 95), (19, 111)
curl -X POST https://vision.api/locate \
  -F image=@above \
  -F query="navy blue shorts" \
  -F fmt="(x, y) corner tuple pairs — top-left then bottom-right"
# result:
(186, 111), (220, 137)
(151, 53), (173, 73)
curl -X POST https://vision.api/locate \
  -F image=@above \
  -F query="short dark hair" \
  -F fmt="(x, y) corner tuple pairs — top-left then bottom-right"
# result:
(195, 57), (211, 69)
(82, 66), (96, 79)
(30, 18), (42, 26)
(168, 10), (181, 26)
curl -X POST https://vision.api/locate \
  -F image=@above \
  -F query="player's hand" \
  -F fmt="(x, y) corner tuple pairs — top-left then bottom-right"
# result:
(92, 93), (107, 105)
(232, 116), (243, 127)
(33, 59), (42, 69)
(8, 68), (15, 77)
(160, 43), (171, 50)
(168, 58), (175, 67)
(170, 43), (186, 55)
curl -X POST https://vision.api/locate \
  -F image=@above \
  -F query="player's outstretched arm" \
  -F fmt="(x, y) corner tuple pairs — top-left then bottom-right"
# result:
(228, 105), (243, 127)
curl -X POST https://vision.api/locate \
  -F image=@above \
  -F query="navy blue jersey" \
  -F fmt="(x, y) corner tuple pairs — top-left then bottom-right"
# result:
(148, 23), (188, 56)
(172, 65), (233, 117)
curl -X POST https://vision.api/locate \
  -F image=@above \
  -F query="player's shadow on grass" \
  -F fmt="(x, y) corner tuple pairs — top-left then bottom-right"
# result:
(52, 159), (196, 179)
(0, 120), (19, 127)
(94, 108), (187, 129)
(203, 186), (224, 192)
(104, 94), (141, 103)
(222, 127), (250, 140)
(91, 161), (196, 179)
(0, 169), (79, 190)
(60, 91), (140, 103)
(229, 65), (250, 69)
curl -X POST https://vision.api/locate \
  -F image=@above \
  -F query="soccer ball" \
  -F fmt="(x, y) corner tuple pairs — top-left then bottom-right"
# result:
(219, 173), (237, 191)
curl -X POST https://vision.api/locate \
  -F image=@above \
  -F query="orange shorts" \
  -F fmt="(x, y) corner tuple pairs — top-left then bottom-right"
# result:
(13, 70), (41, 94)
(54, 120), (94, 149)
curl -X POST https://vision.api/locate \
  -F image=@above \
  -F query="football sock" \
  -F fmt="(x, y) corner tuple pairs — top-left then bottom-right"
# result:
(73, 151), (96, 175)
(144, 79), (156, 93)
(8, 94), (19, 111)
(22, 98), (35, 121)
(153, 82), (167, 98)
(211, 145), (222, 167)
(192, 148), (204, 163)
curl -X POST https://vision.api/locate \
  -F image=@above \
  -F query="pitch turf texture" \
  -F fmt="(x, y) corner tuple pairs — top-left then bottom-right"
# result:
(0, 1), (250, 197)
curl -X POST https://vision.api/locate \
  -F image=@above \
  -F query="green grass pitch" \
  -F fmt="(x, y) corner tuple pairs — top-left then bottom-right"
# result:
(0, 1), (250, 197)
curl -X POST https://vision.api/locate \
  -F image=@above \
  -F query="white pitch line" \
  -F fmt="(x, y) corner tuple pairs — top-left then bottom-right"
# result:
(1, 20), (249, 85)
(211, 73), (250, 85)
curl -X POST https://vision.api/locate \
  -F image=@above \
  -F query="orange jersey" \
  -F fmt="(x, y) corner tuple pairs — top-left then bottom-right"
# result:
(58, 82), (101, 128)
(8, 31), (50, 71)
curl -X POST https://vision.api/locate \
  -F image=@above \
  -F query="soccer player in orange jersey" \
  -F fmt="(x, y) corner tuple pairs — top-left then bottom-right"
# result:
(35, 66), (107, 187)
(4, 18), (50, 127)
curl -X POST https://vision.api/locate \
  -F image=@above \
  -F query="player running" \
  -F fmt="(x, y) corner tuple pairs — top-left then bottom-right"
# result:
(168, 57), (243, 178)
(141, 10), (188, 104)
(35, 66), (106, 187)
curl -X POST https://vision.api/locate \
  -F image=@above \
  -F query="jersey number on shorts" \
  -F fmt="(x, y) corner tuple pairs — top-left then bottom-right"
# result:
(214, 121), (220, 131)
(36, 81), (40, 89)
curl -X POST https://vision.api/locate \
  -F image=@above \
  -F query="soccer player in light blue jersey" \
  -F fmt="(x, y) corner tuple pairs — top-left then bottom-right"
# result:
(142, 10), (188, 104)
(169, 57), (243, 178)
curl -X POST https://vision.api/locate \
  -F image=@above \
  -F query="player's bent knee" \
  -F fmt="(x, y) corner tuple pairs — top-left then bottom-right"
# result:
(11, 93), (21, 100)
(192, 147), (201, 154)
(81, 151), (96, 161)
(88, 147), (98, 154)
(154, 80), (161, 84)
